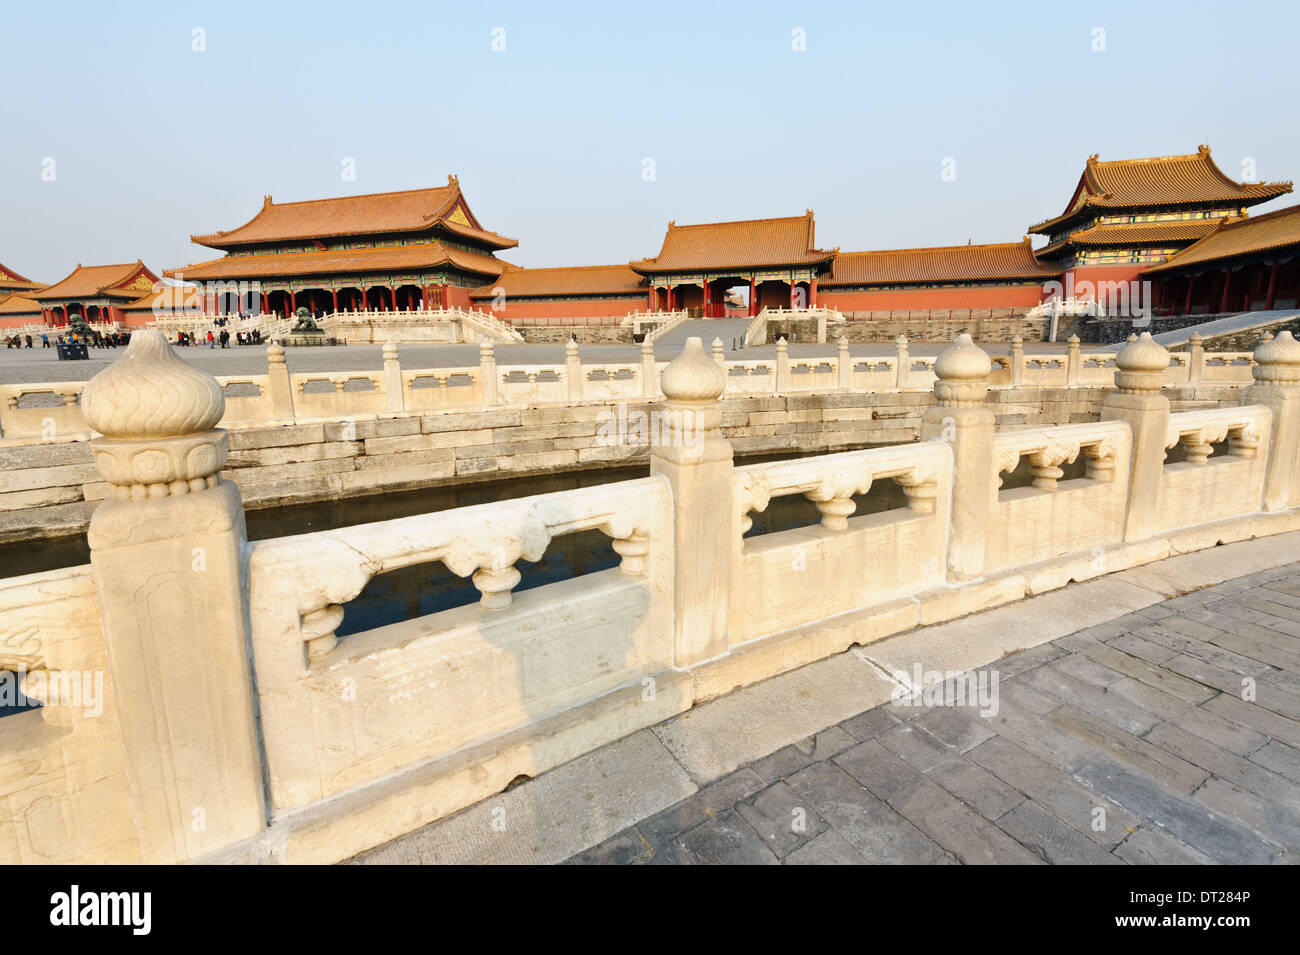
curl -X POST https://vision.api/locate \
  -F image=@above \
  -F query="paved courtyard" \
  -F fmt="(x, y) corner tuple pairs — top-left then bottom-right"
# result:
(0, 319), (1071, 385)
(569, 565), (1300, 864)
(349, 535), (1300, 866)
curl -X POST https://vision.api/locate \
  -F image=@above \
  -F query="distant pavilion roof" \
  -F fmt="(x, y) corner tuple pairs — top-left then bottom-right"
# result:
(0, 294), (41, 316)
(192, 177), (517, 251)
(1030, 147), (1292, 235)
(118, 283), (203, 313)
(471, 264), (645, 299)
(0, 262), (43, 294)
(1033, 220), (1223, 258)
(822, 239), (1059, 286)
(31, 262), (159, 302)
(631, 211), (834, 273)
(168, 242), (507, 282)
(1145, 204), (1300, 274)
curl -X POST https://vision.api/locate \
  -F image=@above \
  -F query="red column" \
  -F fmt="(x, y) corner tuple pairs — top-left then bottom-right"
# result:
(289, 291), (297, 314)
(789, 280), (796, 309)
(441, 283), (449, 310)
(1265, 261), (1279, 311)
(648, 285), (656, 310)
(703, 279), (710, 317)
(1219, 269), (1232, 313)
(1184, 275), (1195, 315)
(809, 277), (818, 308)
(749, 278), (756, 317)
(331, 289), (338, 312)
(667, 285), (675, 311)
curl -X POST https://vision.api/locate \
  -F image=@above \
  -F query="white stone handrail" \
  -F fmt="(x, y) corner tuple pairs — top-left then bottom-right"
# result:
(734, 440), (951, 531)
(1164, 406), (1268, 456)
(992, 420), (1129, 483)
(456, 306), (525, 343)
(644, 309), (691, 344)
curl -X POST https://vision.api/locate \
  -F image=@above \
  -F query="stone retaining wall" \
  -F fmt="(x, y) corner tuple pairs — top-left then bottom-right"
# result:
(519, 325), (633, 344)
(840, 317), (1052, 343)
(0, 381), (1248, 544)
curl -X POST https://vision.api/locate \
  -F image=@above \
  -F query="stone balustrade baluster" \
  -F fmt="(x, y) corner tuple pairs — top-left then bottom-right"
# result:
(836, 335), (851, 391)
(1066, 335), (1081, 387)
(610, 531), (650, 575)
(1083, 443), (1117, 482)
(302, 604), (344, 660)
(1178, 429), (1214, 465)
(1010, 335), (1024, 387)
(472, 564), (522, 609)
(810, 491), (856, 530)
(1028, 450), (1065, 489)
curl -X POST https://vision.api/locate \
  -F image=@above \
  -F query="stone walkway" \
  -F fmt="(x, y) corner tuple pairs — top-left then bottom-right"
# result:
(568, 565), (1300, 865)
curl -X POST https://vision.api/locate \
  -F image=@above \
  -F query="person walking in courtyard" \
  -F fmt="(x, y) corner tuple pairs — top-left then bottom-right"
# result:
(41, 333), (50, 348)
(207, 330), (215, 349)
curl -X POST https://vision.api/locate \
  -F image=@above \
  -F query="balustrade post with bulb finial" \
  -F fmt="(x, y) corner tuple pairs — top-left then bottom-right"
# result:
(650, 337), (732, 666)
(383, 339), (404, 412)
(566, 338), (582, 402)
(641, 339), (657, 398)
(1243, 330), (1300, 510)
(265, 340), (295, 420)
(80, 330), (264, 863)
(480, 340), (498, 407)
(1101, 331), (1171, 542)
(920, 334), (994, 580)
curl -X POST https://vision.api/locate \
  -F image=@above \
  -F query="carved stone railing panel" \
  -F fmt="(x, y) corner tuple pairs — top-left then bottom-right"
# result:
(729, 441), (953, 643)
(1156, 406), (1272, 532)
(994, 422), (1127, 491)
(247, 474), (673, 809)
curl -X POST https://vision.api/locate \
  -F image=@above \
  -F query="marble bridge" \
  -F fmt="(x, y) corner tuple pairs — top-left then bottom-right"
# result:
(0, 328), (1297, 864)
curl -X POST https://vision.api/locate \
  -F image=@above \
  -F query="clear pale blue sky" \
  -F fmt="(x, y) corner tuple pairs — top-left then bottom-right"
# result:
(3, 0), (1298, 283)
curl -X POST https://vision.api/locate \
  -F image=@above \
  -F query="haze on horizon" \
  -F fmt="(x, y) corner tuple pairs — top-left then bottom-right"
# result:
(2, 0), (1298, 284)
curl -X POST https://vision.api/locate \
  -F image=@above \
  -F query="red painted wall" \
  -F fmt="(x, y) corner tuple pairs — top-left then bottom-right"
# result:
(444, 285), (474, 309)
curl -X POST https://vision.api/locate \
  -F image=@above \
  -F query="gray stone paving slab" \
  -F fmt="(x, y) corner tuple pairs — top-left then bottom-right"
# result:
(363, 552), (1300, 865)
(675, 808), (780, 865)
(995, 800), (1124, 865)
(733, 781), (830, 858)
(783, 761), (951, 864)
(1249, 740), (1300, 783)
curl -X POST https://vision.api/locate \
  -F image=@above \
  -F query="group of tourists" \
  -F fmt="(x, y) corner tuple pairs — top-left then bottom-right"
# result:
(173, 327), (264, 348)
(4, 329), (129, 349)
